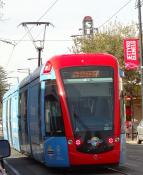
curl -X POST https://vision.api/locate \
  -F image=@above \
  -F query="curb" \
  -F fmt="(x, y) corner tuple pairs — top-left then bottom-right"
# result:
(126, 140), (137, 144)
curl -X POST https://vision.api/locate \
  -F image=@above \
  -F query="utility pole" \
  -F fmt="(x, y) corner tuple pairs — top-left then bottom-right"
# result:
(137, 0), (143, 118)
(38, 47), (42, 67)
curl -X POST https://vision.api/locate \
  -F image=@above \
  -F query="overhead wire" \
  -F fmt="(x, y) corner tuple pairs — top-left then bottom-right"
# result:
(37, 0), (59, 22)
(98, 0), (133, 29)
(15, 0), (59, 46)
(5, 45), (16, 67)
(4, 39), (72, 42)
(5, 0), (134, 68)
(24, 25), (38, 49)
(42, 25), (47, 49)
(6, 0), (59, 68)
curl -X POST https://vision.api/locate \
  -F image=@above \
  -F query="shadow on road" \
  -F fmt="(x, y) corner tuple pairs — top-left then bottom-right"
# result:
(5, 156), (126, 175)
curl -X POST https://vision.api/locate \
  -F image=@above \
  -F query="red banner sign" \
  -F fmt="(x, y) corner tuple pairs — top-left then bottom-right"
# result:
(124, 38), (139, 70)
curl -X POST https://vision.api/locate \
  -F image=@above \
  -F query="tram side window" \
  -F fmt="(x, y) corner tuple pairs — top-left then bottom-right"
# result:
(120, 91), (126, 134)
(21, 91), (28, 120)
(6, 100), (8, 120)
(5, 99), (12, 141)
(45, 80), (65, 136)
(6, 99), (11, 120)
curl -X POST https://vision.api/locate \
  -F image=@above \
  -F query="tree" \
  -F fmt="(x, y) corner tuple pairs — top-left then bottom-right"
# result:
(0, 66), (8, 102)
(71, 22), (140, 97)
(0, 1), (7, 102)
(0, 66), (8, 122)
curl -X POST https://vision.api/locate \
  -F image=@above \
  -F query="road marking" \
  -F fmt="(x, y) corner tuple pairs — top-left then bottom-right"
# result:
(4, 160), (21, 175)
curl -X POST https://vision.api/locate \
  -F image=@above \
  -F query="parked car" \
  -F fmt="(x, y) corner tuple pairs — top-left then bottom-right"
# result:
(0, 140), (11, 175)
(137, 119), (143, 144)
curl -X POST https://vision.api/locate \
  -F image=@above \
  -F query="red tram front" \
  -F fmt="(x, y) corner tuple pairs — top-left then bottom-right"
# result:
(43, 53), (120, 167)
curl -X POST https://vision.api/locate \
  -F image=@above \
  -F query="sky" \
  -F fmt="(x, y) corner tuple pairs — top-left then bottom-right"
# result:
(0, 0), (139, 85)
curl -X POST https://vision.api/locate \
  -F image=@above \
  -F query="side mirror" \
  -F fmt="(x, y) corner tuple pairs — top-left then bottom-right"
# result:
(0, 140), (11, 159)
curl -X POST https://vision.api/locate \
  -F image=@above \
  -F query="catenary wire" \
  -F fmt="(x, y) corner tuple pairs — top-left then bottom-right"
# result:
(5, 45), (16, 67)
(15, 0), (59, 46)
(5, 0), (59, 68)
(6, 0), (133, 68)
(5, 39), (72, 42)
(98, 0), (133, 29)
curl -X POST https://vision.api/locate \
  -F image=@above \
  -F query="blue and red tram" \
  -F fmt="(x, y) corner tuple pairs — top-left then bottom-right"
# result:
(2, 53), (126, 167)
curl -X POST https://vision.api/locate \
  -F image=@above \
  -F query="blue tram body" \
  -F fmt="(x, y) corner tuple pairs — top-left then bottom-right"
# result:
(3, 66), (69, 167)
(2, 85), (20, 151)
(2, 54), (126, 167)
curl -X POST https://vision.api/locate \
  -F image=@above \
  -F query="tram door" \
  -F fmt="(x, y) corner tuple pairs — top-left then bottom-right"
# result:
(11, 93), (20, 151)
(44, 80), (69, 167)
(19, 89), (31, 154)
(29, 79), (43, 162)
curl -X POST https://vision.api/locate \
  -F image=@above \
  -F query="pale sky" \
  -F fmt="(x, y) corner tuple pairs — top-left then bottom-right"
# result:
(0, 0), (139, 84)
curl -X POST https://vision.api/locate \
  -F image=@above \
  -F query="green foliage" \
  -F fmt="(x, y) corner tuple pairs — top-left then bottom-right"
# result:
(72, 21), (140, 97)
(0, 66), (8, 102)
(0, 2), (8, 102)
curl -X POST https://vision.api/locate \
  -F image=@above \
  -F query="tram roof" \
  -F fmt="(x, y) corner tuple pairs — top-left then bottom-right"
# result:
(3, 53), (120, 99)
(3, 84), (19, 100)
(48, 53), (118, 69)
(19, 66), (42, 88)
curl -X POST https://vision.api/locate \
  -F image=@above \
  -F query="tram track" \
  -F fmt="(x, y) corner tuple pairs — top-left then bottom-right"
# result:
(58, 167), (131, 175)
(108, 167), (130, 175)
(4, 143), (143, 175)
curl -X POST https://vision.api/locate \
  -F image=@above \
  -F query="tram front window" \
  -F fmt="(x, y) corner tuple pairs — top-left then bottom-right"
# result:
(44, 80), (65, 136)
(61, 66), (115, 153)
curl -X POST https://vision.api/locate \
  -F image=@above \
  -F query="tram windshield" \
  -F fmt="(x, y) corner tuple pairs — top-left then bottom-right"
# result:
(61, 66), (114, 133)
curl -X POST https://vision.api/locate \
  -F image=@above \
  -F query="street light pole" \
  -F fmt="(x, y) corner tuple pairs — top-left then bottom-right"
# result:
(20, 22), (54, 67)
(138, 0), (143, 64)
(38, 47), (42, 67)
(138, 0), (143, 118)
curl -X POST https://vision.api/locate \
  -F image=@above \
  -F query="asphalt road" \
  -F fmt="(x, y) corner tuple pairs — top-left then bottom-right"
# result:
(4, 141), (143, 175)
(125, 141), (143, 174)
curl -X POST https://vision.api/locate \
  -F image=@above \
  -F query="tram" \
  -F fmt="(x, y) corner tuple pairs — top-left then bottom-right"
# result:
(2, 53), (126, 167)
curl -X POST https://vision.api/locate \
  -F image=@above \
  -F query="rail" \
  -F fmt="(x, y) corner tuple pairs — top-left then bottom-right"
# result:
(108, 167), (131, 175)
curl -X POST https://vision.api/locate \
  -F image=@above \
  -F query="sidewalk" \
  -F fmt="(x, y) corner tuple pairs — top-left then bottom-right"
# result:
(126, 137), (137, 144)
